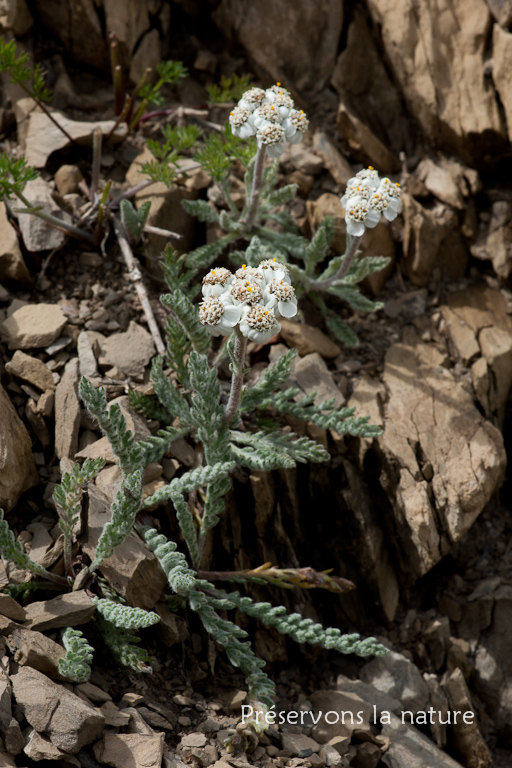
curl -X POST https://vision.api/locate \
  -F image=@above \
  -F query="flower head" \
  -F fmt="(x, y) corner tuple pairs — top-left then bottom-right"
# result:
(229, 278), (263, 305)
(341, 167), (401, 236)
(239, 304), (281, 343)
(199, 294), (242, 336)
(229, 106), (256, 139)
(202, 267), (234, 298)
(263, 279), (298, 318)
(238, 87), (266, 112)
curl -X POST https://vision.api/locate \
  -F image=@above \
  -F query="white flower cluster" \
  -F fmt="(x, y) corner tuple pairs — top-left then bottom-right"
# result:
(199, 259), (298, 343)
(341, 167), (401, 237)
(229, 84), (309, 158)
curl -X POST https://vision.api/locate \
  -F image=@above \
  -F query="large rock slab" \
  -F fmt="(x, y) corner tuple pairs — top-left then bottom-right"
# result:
(22, 590), (95, 631)
(212, 0), (343, 93)
(381, 713), (464, 767)
(0, 383), (38, 511)
(379, 335), (505, 576)
(366, 0), (506, 162)
(55, 357), (81, 459)
(11, 666), (104, 753)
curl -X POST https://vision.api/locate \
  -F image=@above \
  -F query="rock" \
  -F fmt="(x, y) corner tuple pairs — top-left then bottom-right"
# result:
(0, 302), (67, 349)
(76, 435), (116, 464)
(23, 591), (95, 631)
(319, 744), (344, 766)
(212, 0), (343, 92)
(360, 651), (430, 715)
(16, 177), (72, 251)
(0, 594), (25, 622)
(283, 143), (324, 175)
(100, 704), (131, 727)
(352, 743), (381, 768)
(11, 666), (104, 753)
(54, 164), (84, 195)
(312, 131), (353, 189)
(130, 28), (162, 85)
(293, 352), (345, 410)
(93, 732), (164, 768)
(440, 306), (480, 365)
(415, 158), (467, 209)
(77, 329), (99, 379)
(366, 0), (505, 164)
(80, 484), (167, 610)
(377, 336), (506, 578)
(492, 25), (512, 146)
(0, 674), (25, 755)
(423, 674), (450, 748)
(5, 350), (55, 392)
(75, 682), (111, 703)
(443, 668), (492, 768)
(24, 728), (71, 762)
(0, 202), (30, 283)
(280, 319), (340, 358)
(336, 674), (402, 717)
(309, 690), (372, 743)
(281, 734), (320, 756)
(337, 103), (399, 173)
(82, 397), (151, 469)
(6, 626), (65, 677)
(331, 7), (410, 160)
(0, 0), (33, 35)
(479, 326), (512, 422)
(31, 0), (107, 71)
(104, 0), (151, 69)
(55, 357), (81, 459)
(0, 383), (38, 511)
(181, 732), (207, 748)
(99, 321), (155, 380)
(380, 713), (464, 767)
(24, 109), (126, 168)
(306, 194), (346, 254)
(125, 146), (197, 258)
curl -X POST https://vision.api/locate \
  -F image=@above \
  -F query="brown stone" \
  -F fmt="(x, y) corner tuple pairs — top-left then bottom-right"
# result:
(94, 732), (164, 768)
(0, 384), (38, 511)
(23, 591), (95, 631)
(280, 319), (340, 358)
(0, 303), (67, 349)
(5, 350), (55, 392)
(55, 357), (81, 459)
(6, 626), (65, 677)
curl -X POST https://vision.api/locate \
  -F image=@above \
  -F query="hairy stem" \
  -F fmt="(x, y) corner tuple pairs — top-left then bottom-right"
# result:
(314, 234), (362, 292)
(223, 327), (247, 425)
(243, 144), (266, 230)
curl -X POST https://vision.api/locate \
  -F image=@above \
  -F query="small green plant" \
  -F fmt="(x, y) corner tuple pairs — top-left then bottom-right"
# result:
(206, 74), (253, 104)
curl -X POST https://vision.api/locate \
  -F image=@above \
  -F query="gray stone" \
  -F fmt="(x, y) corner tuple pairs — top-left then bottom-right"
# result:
(381, 713), (465, 767)
(23, 591), (95, 631)
(0, 303), (67, 349)
(5, 350), (55, 392)
(293, 353), (345, 410)
(0, 594), (26, 622)
(443, 668), (492, 768)
(360, 651), (430, 715)
(94, 732), (164, 768)
(54, 164), (83, 195)
(77, 330), (99, 378)
(0, 383), (38, 511)
(181, 732), (207, 748)
(11, 666), (104, 753)
(6, 626), (65, 678)
(99, 321), (155, 380)
(17, 177), (71, 251)
(54, 357), (81, 459)
(0, 202), (30, 283)
(281, 733), (320, 756)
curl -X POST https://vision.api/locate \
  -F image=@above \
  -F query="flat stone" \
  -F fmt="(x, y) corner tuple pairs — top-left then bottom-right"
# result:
(293, 352), (345, 409)
(0, 594), (26, 622)
(93, 732), (164, 768)
(80, 484), (167, 610)
(55, 357), (81, 459)
(336, 673), (402, 716)
(280, 319), (341, 358)
(24, 729), (69, 762)
(281, 734), (320, 756)
(99, 321), (155, 380)
(54, 164), (84, 195)
(23, 590), (95, 631)
(181, 733), (208, 748)
(77, 330), (99, 378)
(381, 713), (464, 767)
(76, 681), (112, 703)
(6, 626), (65, 677)
(440, 306), (480, 364)
(11, 666), (105, 753)
(0, 202), (30, 283)
(0, 303), (67, 349)
(17, 177), (72, 251)
(309, 690), (372, 743)
(360, 651), (430, 715)
(5, 350), (55, 392)
(0, 383), (38, 511)
(24, 110), (127, 168)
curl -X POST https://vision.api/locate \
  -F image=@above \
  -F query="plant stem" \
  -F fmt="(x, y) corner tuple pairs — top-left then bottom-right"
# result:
(108, 179), (154, 209)
(90, 127), (102, 202)
(223, 327), (247, 425)
(14, 191), (95, 243)
(113, 216), (166, 355)
(20, 83), (76, 144)
(314, 234), (362, 292)
(242, 144), (266, 230)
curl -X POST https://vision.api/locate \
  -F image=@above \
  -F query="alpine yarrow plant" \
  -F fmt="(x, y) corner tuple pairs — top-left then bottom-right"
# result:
(58, 627), (94, 683)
